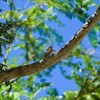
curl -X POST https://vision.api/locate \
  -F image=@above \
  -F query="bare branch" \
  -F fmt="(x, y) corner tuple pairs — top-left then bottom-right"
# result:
(0, 7), (100, 84)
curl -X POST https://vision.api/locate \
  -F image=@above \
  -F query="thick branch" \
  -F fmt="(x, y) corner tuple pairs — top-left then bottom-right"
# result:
(0, 7), (100, 84)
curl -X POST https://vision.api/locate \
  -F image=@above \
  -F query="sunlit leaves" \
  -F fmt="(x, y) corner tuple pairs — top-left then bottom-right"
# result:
(64, 90), (100, 100)
(0, 0), (100, 99)
(87, 29), (98, 47)
(64, 91), (77, 99)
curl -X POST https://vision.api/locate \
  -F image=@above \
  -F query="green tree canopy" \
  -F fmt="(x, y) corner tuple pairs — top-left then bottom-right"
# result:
(0, 0), (100, 99)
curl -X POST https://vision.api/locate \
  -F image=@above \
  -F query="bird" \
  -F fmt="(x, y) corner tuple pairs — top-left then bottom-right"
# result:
(43, 46), (54, 60)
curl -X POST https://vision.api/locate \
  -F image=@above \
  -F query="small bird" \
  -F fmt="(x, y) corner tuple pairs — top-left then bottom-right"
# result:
(43, 46), (54, 60)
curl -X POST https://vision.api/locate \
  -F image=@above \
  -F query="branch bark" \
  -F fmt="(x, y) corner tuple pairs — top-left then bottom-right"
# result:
(0, 7), (100, 84)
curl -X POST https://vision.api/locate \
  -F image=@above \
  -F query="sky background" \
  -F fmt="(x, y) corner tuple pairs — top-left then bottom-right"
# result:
(0, 0), (100, 98)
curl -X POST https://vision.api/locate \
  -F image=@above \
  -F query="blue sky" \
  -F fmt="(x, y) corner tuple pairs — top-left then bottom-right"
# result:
(0, 0), (99, 98)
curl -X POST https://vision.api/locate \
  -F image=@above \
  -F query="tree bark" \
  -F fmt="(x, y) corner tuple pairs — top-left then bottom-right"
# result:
(0, 7), (100, 84)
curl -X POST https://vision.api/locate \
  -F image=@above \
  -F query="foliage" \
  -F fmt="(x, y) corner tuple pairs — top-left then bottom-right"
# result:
(0, 0), (100, 99)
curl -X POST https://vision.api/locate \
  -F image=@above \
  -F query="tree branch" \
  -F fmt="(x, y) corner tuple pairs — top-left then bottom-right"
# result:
(0, 7), (100, 84)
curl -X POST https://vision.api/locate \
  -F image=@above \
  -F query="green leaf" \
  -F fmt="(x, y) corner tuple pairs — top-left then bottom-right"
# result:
(87, 29), (98, 47)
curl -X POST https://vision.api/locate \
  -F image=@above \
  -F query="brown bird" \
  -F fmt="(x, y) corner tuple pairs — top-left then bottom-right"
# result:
(43, 46), (54, 60)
